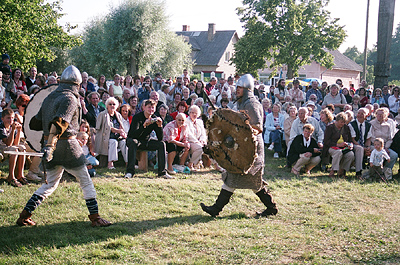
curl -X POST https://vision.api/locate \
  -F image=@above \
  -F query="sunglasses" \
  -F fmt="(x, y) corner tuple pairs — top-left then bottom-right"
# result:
(108, 103), (116, 106)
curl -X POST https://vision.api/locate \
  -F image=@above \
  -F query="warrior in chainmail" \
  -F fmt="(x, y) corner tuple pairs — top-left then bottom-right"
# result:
(16, 65), (111, 227)
(200, 74), (278, 217)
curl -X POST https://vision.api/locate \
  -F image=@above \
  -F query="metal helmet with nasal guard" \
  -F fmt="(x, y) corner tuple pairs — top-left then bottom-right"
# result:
(60, 65), (82, 85)
(236, 74), (254, 90)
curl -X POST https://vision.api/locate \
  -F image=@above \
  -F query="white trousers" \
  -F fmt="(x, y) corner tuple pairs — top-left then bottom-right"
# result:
(34, 165), (96, 200)
(189, 142), (203, 164)
(108, 139), (127, 163)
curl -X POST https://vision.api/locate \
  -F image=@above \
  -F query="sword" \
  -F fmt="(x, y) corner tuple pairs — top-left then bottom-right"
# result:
(3, 150), (48, 184)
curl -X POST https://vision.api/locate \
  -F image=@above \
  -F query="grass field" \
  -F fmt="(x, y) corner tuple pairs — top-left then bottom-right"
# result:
(0, 153), (399, 264)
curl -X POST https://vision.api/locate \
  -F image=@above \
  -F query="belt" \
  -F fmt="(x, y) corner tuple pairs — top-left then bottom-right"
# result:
(43, 135), (76, 140)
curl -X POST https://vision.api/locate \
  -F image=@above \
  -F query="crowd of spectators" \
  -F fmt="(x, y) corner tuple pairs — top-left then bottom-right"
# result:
(1, 53), (400, 190)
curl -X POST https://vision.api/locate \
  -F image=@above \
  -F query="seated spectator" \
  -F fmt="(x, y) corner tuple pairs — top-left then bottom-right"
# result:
(170, 101), (188, 120)
(99, 90), (110, 109)
(303, 94), (322, 112)
(96, 75), (108, 94)
(119, 104), (132, 130)
(47, 76), (58, 85)
(194, 98), (205, 114)
(349, 108), (372, 178)
(284, 106), (297, 147)
(122, 88), (131, 105)
(158, 84), (169, 105)
(265, 103), (285, 158)
(351, 94), (361, 114)
(163, 113), (190, 174)
(371, 88), (385, 105)
(169, 92), (183, 113)
(157, 103), (173, 127)
(83, 92), (104, 128)
(95, 97), (127, 169)
(182, 87), (192, 105)
(288, 124), (321, 176)
(220, 98), (230, 109)
(125, 99), (172, 179)
(288, 79), (304, 108)
(322, 112), (355, 178)
(128, 95), (139, 116)
(77, 132), (98, 177)
(12, 68), (28, 94)
(185, 105), (207, 171)
(367, 107), (398, 173)
(79, 120), (95, 157)
(0, 109), (26, 187)
(358, 87), (369, 107)
(319, 108), (334, 133)
(342, 87), (352, 104)
(322, 84), (346, 114)
(388, 86), (400, 117)
(306, 101), (320, 120)
(289, 107), (324, 149)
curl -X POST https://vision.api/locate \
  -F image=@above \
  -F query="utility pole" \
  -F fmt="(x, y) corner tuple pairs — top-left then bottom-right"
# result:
(362, 0), (370, 82)
(374, 0), (396, 89)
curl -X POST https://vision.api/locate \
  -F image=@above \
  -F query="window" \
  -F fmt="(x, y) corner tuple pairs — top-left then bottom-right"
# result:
(225, 51), (230, 62)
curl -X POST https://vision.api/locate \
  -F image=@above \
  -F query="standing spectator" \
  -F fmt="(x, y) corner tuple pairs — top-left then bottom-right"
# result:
(122, 88), (131, 105)
(322, 84), (346, 114)
(125, 99), (172, 179)
(123, 75), (136, 97)
(274, 79), (287, 104)
(194, 81), (208, 101)
(358, 87), (369, 107)
(152, 73), (164, 91)
(96, 75), (108, 93)
(0, 54), (11, 75)
(205, 77), (217, 95)
(158, 84), (169, 105)
(128, 95), (139, 116)
(288, 79), (304, 108)
(25, 67), (37, 91)
(82, 92), (104, 128)
(109, 74), (123, 98)
(138, 76), (154, 105)
(81, 72), (95, 95)
(388, 86), (400, 117)
(382, 85), (391, 105)
(12, 68), (27, 94)
(0, 71), (7, 112)
(288, 124), (321, 176)
(265, 103), (285, 158)
(2, 69), (15, 105)
(133, 75), (141, 91)
(306, 80), (323, 105)
(320, 81), (328, 98)
(369, 138), (390, 180)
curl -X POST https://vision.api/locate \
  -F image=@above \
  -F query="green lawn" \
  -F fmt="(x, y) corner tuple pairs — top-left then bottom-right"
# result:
(0, 154), (399, 264)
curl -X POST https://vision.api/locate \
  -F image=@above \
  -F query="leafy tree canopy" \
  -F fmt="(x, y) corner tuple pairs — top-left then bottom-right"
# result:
(0, 0), (81, 71)
(232, 0), (346, 79)
(71, 0), (193, 78)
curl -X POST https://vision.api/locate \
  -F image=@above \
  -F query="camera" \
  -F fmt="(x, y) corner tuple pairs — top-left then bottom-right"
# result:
(150, 118), (158, 124)
(177, 82), (182, 86)
(144, 83), (150, 87)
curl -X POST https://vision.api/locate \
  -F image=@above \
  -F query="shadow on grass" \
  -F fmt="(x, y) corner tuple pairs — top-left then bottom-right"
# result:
(0, 213), (245, 254)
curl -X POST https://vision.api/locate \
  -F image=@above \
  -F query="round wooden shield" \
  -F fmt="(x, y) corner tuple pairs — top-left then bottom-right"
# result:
(23, 84), (58, 152)
(204, 108), (257, 174)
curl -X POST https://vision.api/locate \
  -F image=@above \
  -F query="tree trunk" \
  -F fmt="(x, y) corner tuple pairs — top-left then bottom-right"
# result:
(287, 65), (294, 79)
(374, 0), (396, 88)
(130, 51), (138, 76)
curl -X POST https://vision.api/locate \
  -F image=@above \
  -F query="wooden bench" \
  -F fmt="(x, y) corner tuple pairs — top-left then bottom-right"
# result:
(98, 151), (148, 171)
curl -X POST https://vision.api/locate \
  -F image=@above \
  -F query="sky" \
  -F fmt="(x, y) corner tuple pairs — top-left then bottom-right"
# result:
(57, 0), (400, 53)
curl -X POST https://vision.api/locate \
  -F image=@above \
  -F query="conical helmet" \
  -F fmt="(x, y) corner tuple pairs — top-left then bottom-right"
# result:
(60, 65), (82, 85)
(236, 74), (254, 90)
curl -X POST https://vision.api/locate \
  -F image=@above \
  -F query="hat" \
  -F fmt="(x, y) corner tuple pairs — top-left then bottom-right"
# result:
(2, 54), (10, 61)
(0, 66), (10, 74)
(306, 101), (315, 107)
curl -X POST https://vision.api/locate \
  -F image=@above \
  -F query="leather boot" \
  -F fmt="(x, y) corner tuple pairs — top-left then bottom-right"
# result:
(88, 214), (112, 227)
(256, 188), (278, 216)
(200, 189), (233, 217)
(16, 210), (36, 226)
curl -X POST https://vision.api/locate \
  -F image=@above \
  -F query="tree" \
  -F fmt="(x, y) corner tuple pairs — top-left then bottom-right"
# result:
(71, 0), (192, 78)
(343, 46), (376, 85)
(231, 0), (346, 79)
(389, 23), (400, 81)
(0, 0), (81, 71)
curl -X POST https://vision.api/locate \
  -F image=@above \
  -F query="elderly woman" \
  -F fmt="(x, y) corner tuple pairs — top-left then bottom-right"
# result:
(185, 105), (207, 171)
(157, 103), (173, 127)
(322, 84), (347, 114)
(163, 113), (190, 174)
(288, 124), (321, 176)
(265, 103), (285, 158)
(284, 106), (298, 147)
(367, 107), (398, 172)
(95, 97), (127, 169)
(322, 112), (355, 178)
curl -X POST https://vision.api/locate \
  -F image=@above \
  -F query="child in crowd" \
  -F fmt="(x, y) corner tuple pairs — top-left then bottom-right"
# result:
(369, 138), (390, 179)
(77, 131), (99, 177)
(0, 108), (26, 187)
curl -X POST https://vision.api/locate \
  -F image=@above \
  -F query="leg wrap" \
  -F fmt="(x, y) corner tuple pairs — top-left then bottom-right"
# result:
(24, 194), (45, 214)
(86, 198), (99, 215)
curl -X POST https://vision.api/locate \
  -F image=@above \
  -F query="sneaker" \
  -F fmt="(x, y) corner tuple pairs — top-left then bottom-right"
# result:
(166, 169), (177, 175)
(160, 172), (174, 179)
(268, 144), (274, 151)
(273, 152), (279, 158)
(124, 173), (133, 178)
(25, 171), (42, 182)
